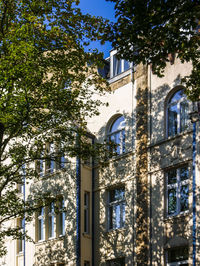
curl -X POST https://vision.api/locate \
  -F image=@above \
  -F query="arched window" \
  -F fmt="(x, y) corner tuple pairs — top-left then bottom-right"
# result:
(167, 89), (189, 137)
(107, 116), (125, 155)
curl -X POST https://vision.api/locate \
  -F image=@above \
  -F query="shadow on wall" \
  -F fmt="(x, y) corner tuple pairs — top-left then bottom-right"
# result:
(29, 163), (77, 266)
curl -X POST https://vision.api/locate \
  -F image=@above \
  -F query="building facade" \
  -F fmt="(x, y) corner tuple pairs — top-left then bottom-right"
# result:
(0, 49), (199, 266)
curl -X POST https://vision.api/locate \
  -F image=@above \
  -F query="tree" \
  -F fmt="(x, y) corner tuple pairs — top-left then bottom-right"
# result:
(106, 0), (200, 100)
(0, 0), (108, 256)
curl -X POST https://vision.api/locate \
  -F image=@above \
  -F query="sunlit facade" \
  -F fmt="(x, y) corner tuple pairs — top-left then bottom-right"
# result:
(1, 50), (199, 266)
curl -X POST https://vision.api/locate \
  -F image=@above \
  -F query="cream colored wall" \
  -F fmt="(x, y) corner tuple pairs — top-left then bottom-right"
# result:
(148, 58), (195, 265)
(150, 58), (193, 144)
(87, 72), (137, 265)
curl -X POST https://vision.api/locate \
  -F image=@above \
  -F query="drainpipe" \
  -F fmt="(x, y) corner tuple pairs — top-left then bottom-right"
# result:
(192, 121), (196, 266)
(76, 156), (81, 266)
(149, 66), (152, 266)
(189, 101), (200, 266)
(92, 137), (95, 266)
(23, 169), (26, 266)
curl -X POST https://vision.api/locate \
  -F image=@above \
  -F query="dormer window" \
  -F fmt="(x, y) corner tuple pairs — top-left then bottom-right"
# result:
(110, 51), (131, 78)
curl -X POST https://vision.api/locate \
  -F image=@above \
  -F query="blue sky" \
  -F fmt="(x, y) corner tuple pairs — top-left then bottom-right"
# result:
(78, 0), (116, 58)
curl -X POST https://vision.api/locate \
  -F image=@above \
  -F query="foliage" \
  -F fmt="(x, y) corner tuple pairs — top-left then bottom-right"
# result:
(106, 0), (200, 100)
(0, 0), (109, 256)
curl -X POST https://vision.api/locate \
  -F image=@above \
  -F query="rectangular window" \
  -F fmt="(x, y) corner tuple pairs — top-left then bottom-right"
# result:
(59, 142), (66, 169)
(84, 192), (90, 234)
(112, 54), (130, 78)
(106, 257), (125, 266)
(48, 202), (55, 238)
(18, 218), (25, 253)
(167, 246), (188, 265)
(166, 166), (189, 216)
(58, 199), (65, 236)
(38, 207), (44, 241)
(46, 143), (55, 174)
(108, 187), (125, 230)
(36, 152), (44, 177)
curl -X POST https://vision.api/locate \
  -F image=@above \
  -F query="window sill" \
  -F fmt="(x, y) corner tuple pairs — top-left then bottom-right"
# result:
(106, 226), (126, 234)
(108, 69), (132, 84)
(164, 210), (189, 222)
(148, 129), (193, 148)
(35, 236), (64, 245)
(108, 151), (133, 162)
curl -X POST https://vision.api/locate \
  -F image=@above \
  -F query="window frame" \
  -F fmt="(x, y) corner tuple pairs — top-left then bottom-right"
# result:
(107, 116), (125, 156)
(166, 246), (188, 265)
(107, 187), (126, 231)
(110, 52), (131, 78)
(17, 218), (25, 254)
(37, 207), (44, 241)
(48, 202), (55, 239)
(58, 199), (65, 237)
(166, 166), (189, 217)
(84, 191), (90, 234)
(46, 143), (55, 174)
(166, 89), (190, 138)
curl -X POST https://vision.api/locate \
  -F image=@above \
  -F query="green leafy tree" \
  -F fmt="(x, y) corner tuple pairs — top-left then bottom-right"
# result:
(0, 0), (109, 256)
(106, 0), (200, 100)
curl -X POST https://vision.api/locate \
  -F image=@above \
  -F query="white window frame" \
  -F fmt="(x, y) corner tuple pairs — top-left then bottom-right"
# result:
(48, 202), (55, 239)
(84, 191), (90, 234)
(18, 218), (25, 253)
(167, 89), (190, 137)
(107, 187), (125, 230)
(38, 207), (44, 241)
(59, 143), (66, 169)
(110, 50), (131, 78)
(166, 166), (189, 217)
(107, 116), (125, 155)
(58, 199), (65, 236)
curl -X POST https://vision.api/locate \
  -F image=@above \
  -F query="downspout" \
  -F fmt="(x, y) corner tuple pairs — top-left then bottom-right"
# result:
(76, 157), (81, 266)
(192, 121), (196, 266)
(131, 65), (135, 150)
(149, 66), (152, 266)
(131, 65), (136, 264)
(92, 137), (95, 266)
(23, 173), (26, 266)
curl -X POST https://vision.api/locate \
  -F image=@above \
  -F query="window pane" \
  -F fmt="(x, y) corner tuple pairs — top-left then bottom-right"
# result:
(168, 104), (178, 136)
(110, 188), (125, 202)
(180, 101), (189, 132)
(110, 116), (125, 133)
(168, 188), (177, 215)
(113, 55), (121, 76)
(169, 90), (185, 103)
(124, 60), (130, 71)
(108, 188), (125, 230)
(59, 200), (65, 236)
(48, 203), (54, 238)
(180, 166), (189, 181)
(180, 184), (189, 212)
(168, 247), (188, 262)
(38, 219), (43, 240)
(108, 205), (113, 229)
(122, 202), (125, 227)
(168, 169), (177, 184)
